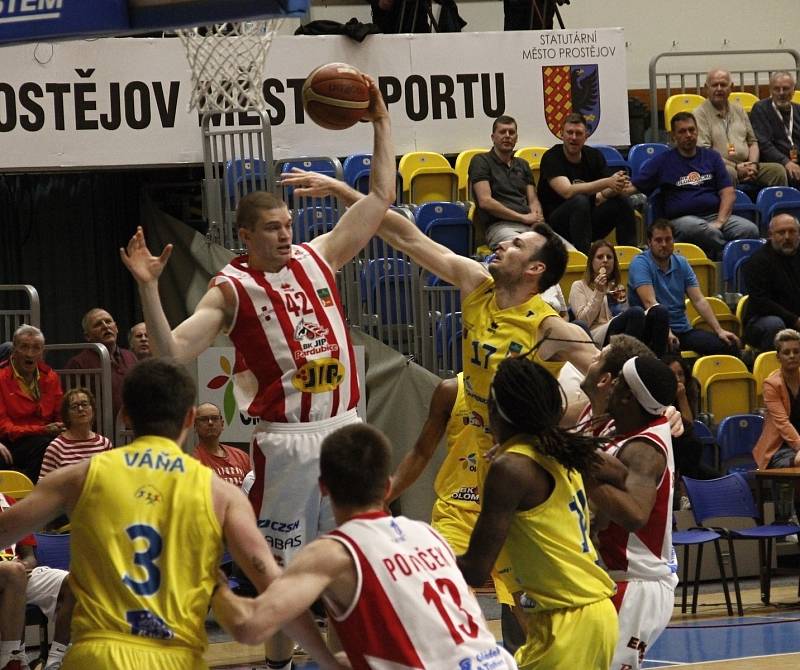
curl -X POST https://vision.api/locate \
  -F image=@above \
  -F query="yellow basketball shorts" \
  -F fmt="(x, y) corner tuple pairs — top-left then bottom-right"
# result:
(515, 598), (618, 670)
(63, 639), (207, 670)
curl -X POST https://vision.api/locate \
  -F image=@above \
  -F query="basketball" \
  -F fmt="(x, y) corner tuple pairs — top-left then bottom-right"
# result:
(302, 63), (370, 130)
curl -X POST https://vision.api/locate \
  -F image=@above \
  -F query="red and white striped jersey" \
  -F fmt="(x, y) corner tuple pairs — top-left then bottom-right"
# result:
(324, 512), (511, 670)
(575, 403), (615, 437)
(213, 245), (359, 423)
(598, 416), (679, 584)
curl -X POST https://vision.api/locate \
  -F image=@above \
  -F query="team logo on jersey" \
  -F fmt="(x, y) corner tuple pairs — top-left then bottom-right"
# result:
(542, 64), (601, 138)
(459, 453), (478, 472)
(294, 318), (328, 342)
(126, 610), (175, 639)
(293, 319), (339, 359)
(507, 341), (523, 356)
(134, 485), (163, 505)
(316, 287), (334, 307)
(292, 358), (345, 393)
(468, 411), (484, 428)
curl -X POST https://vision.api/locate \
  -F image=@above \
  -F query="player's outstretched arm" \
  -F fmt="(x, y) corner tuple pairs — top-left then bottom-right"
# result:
(457, 454), (526, 586)
(0, 462), (86, 550)
(213, 537), (350, 646)
(388, 377), (457, 503)
(121, 226), (229, 362)
(588, 440), (665, 532)
(302, 76), (395, 271)
(215, 482), (343, 670)
(535, 316), (598, 375)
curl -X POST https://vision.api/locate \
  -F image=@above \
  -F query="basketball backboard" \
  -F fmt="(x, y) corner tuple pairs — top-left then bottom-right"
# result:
(0, 0), (309, 45)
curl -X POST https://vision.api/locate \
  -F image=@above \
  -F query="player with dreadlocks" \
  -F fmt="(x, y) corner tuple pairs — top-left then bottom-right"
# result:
(457, 356), (619, 670)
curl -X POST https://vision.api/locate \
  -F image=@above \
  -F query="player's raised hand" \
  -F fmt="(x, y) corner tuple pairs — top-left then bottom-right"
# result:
(278, 168), (342, 199)
(120, 226), (173, 285)
(361, 74), (389, 123)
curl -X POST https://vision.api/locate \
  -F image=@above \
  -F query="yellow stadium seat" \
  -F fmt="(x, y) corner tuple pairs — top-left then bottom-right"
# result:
(514, 146), (548, 185)
(684, 296), (741, 337)
(752, 350), (779, 406)
(560, 250), (588, 298)
(692, 355), (755, 421)
(735, 294), (748, 324)
(454, 148), (485, 202)
(614, 245), (641, 287)
(728, 92), (759, 113)
(664, 94), (706, 131)
(793, 91), (800, 105)
(398, 151), (458, 205)
(674, 242), (717, 296)
(0, 470), (34, 500)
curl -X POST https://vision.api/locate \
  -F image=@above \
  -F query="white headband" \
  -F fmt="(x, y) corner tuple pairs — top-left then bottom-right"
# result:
(621, 357), (666, 415)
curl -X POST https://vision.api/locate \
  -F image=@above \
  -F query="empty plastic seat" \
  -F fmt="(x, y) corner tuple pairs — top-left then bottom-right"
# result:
(755, 186), (800, 231)
(728, 91), (759, 113)
(293, 206), (337, 243)
(692, 355), (756, 423)
(721, 239), (763, 293)
(628, 143), (669, 180)
(224, 158), (270, 205)
(663, 94), (705, 131)
(398, 151), (458, 204)
(673, 242), (717, 296)
(716, 414), (763, 474)
(732, 189), (759, 223)
(685, 296), (741, 337)
(752, 350), (779, 406)
(454, 148), (485, 201)
(591, 144), (629, 172)
(559, 250), (588, 298)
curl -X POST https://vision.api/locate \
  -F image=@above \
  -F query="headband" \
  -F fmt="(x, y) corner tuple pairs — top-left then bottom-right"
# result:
(621, 357), (666, 415)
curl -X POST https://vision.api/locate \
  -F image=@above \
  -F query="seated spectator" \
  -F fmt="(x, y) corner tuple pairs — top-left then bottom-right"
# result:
(0, 491), (74, 670)
(628, 220), (740, 356)
(537, 112), (637, 253)
(569, 240), (669, 354)
(633, 111), (760, 260)
(750, 71), (800, 186)
(753, 328), (800, 470)
(742, 213), (800, 351)
(0, 325), (63, 483)
(661, 353), (718, 481)
(66, 308), (137, 419)
(192, 402), (250, 486)
(695, 68), (787, 189)
(39, 388), (113, 480)
(128, 322), (151, 361)
(468, 115), (546, 248)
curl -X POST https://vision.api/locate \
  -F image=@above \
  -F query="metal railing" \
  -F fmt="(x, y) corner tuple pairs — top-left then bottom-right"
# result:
(0, 285), (40, 342)
(648, 49), (800, 139)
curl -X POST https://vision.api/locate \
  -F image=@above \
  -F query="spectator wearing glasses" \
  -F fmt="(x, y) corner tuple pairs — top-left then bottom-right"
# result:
(39, 388), (113, 480)
(192, 402), (250, 486)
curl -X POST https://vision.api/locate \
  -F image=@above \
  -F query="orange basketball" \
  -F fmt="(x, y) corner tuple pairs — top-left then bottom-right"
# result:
(302, 63), (370, 130)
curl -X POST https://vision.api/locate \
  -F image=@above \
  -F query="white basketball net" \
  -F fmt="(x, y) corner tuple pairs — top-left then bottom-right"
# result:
(176, 18), (283, 114)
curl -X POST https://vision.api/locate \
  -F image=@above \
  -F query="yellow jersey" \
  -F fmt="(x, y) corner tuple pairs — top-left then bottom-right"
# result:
(433, 373), (482, 512)
(69, 435), (223, 652)
(461, 277), (561, 463)
(503, 437), (615, 612)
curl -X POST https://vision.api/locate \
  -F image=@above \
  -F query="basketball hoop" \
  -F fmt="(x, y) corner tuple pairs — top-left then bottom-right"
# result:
(176, 18), (283, 114)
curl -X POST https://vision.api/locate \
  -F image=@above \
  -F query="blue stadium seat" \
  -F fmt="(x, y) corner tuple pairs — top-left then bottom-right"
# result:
(628, 143), (669, 180)
(721, 239), (764, 293)
(362, 258), (413, 327)
(224, 158), (269, 205)
(343, 153), (372, 194)
(436, 311), (463, 372)
(692, 419), (718, 471)
(732, 189), (759, 224)
(293, 206), (337, 243)
(591, 144), (629, 172)
(716, 414), (763, 475)
(756, 186), (800, 232)
(413, 202), (468, 231)
(278, 157), (342, 206)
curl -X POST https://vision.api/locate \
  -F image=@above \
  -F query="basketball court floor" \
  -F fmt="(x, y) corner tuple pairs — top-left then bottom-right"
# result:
(204, 577), (800, 669)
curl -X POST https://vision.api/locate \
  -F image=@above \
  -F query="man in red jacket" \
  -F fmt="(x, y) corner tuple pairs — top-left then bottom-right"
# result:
(0, 325), (63, 483)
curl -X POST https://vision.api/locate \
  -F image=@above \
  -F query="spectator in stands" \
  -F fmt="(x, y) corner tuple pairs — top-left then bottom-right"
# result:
(192, 402), (250, 487)
(128, 321), (151, 361)
(661, 353), (718, 480)
(39, 388), (113, 480)
(632, 111), (760, 260)
(628, 220), (740, 356)
(468, 115), (547, 248)
(569, 240), (669, 354)
(751, 71), (800, 186)
(0, 491), (74, 670)
(695, 69), (787, 189)
(537, 112), (638, 254)
(753, 328), (800, 470)
(0, 325), (63, 483)
(742, 213), (800, 351)
(66, 308), (137, 419)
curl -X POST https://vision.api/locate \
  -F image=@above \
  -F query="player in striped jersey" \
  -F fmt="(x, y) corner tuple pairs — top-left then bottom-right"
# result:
(122, 75), (395, 669)
(591, 356), (679, 670)
(212, 423), (516, 670)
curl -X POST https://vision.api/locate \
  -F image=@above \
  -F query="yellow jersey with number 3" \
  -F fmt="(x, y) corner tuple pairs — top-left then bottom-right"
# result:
(461, 276), (561, 461)
(503, 438), (616, 612)
(69, 435), (222, 652)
